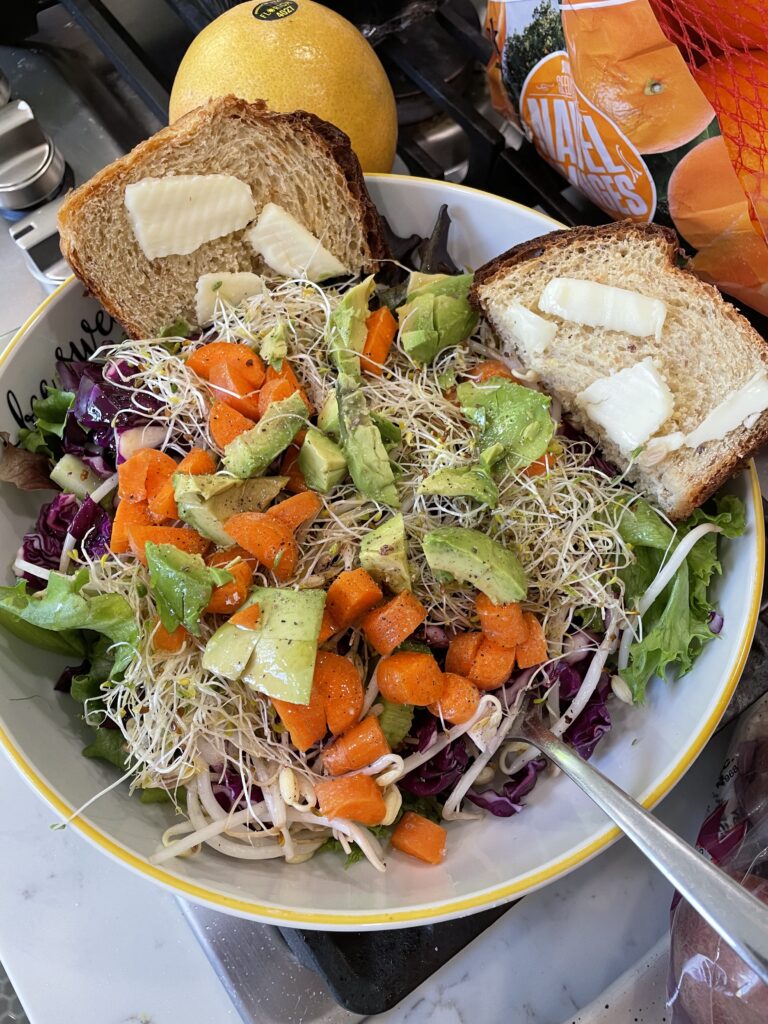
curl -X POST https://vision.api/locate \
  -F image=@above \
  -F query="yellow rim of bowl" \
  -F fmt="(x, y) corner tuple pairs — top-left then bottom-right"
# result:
(0, 189), (763, 925)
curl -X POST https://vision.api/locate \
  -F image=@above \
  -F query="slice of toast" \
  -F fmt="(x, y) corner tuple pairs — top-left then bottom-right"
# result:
(471, 221), (768, 520)
(58, 96), (390, 338)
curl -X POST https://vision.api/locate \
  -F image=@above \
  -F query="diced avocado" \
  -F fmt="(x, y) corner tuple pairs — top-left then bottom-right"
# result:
(325, 276), (375, 378)
(399, 295), (439, 364)
(223, 390), (307, 478)
(337, 373), (399, 507)
(243, 587), (326, 703)
(433, 292), (478, 348)
(409, 272), (474, 301)
(456, 379), (553, 472)
(360, 512), (411, 593)
(260, 320), (289, 370)
(397, 272), (478, 365)
(418, 465), (498, 507)
(298, 428), (346, 493)
(50, 454), (100, 499)
(371, 412), (401, 449)
(407, 271), (448, 295)
(174, 473), (287, 545)
(202, 616), (262, 680)
(479, 443), (505, 472)
(317, 392), (340, 438)
(377, 700), (414, 748)
(422, 527), (527, 604)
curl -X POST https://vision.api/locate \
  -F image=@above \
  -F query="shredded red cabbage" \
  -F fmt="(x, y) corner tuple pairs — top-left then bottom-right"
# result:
(709, 610), (724, 635)
(466, 757), (547, 817)
(400, 733), (470, 797)
(69, 496), (112, 559)
(563, 672), (612, 761)
(210, 767), (263, 813)
(18, 493), (78, 588)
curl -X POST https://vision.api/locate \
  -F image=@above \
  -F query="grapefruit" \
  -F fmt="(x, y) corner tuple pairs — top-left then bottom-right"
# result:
(169, 1), (397, 172)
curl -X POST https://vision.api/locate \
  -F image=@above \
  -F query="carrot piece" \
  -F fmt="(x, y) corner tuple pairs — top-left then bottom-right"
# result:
(127, 525), (209, 566)
(272, 685), (327, 752)
(117, 448), (177, 503)
(361, 591), (426, 656)
(377, 651), (444, 706)
(265, 362), (313, 414)
(315, 773), (386, 826)
(318, 608), (338, 644)
(209, 361), (262, 421)
(515, 612), (547, 669)
(110, 499), (152, 554)
(323, 715), (391, 776)
(468, 359), (515, 383)
(230, 603), (262, 629)
(445, 632), (483, 676)
(209, 400), (255, 448)
(523, 452), (557, 478)
(149, 447), (217, 522)
(313, 651), (364, 736)
(224, 511), (298, 582)
(256, 376), (295, 420)
(468, 637), (517, 690)
(327, 569), (383, 632)
(267, 491), (323, 533)
(152, 621), (188, 653)
(187, 341), (265, 388)
(204, 559), (253, 614)
(391, 811), (447, 865)
(361, 306), (397, 376)
(428, 673), (481, 725)
(280, 444), (308, 494)
(475, 593), (527, 650)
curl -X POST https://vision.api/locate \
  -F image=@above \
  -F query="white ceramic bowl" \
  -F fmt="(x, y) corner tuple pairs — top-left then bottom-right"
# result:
(0, 175), (762, 929)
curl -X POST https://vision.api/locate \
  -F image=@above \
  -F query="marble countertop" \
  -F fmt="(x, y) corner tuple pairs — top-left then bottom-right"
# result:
(0, 725), (730, 1024)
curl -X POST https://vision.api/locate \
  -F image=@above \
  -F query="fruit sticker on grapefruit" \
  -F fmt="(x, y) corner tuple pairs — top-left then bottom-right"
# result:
(520, 50), (657, 221)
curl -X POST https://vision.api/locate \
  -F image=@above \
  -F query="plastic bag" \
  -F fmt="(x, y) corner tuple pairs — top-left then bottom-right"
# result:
(667, 692), (768, 1023)
(483, 0), (768, 315)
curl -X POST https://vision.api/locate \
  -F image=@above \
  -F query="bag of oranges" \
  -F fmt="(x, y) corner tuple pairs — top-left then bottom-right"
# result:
(484, 0), (768, 315)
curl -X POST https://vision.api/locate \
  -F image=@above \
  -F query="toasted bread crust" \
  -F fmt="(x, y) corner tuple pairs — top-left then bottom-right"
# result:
(471, 220), (768, 519)
(58, 96), (389, 338)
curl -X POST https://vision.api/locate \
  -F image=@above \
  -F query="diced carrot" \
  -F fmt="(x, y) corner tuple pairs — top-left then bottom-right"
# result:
(515, 612), (547, 669)
(204, 558), (253, 614)
(127, 525), (209, 566)
(428, 673), (481, 725)
(318, 608), (338, 644)
(209, 361), (262, 421)
(230, 603), (261, 629)
(149, 447), (217, 522)
(323, 715), (391, 776)
(267, 491), (323, 533)
(327, 569), (383, 633)
(377, 651), (444, 706)
(280, 444), (308, 494)
(272, 685), (327, 752)
(361, 306), (397, 376)
(152, 621), (188, 653)
(523, 452), (557, 478)
(110, 499), (152, 554)
(468, 637), (517, 690)
(361, 591), (426, 656)
(117, 448), (177, 503)
(315, 773), (386, 826)
(468, 359), (515, 383)
(256, 376), (294, 420)
(313, 651), (364, 736)
(475, 593), (527, 650)
(224, 511), (298, 582)
(391, 811), (447, 865)
(187, 341), (265, 388)
(209, 400), (255, 448)
(445, 632), (483, 676)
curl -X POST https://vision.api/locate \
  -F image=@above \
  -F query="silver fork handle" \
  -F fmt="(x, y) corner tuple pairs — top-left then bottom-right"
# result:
(519, 716), (768, 985)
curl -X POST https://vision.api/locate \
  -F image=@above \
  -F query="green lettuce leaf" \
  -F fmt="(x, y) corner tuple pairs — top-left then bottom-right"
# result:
(145, 542), (232, 636)
(0, 570), (137, 674)
(70, 637), (113, 709)
(82, 728), (127, 770)
(456, 378), (553, 472)
(18, 388), (74, 456)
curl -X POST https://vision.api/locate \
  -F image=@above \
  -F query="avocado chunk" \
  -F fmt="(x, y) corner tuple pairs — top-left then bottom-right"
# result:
(372, 412), (402, 449)
(418, 464), (499, 507)
(397, 273), (478, 365)
(326, 276), (375, 378)
(317, 392), (340, 438)
(223, 390), (307, 478)
(456, 378), (553, 472)
(298, 427), (347, 493)
(360, 512), (412, 593)
(337, 373), (399, 507)
(422, 527), (527, 604)
(259, 320), (288, 370)
(174, 473), (287, 545)
(50, 454), (101, 499)
(203, 587), (325, 703)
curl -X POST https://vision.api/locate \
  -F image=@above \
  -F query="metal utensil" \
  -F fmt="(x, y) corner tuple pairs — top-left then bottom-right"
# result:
(513, 710), (768, 985)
